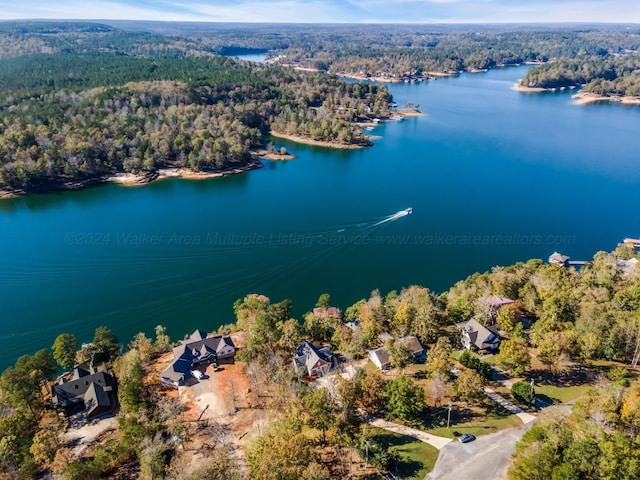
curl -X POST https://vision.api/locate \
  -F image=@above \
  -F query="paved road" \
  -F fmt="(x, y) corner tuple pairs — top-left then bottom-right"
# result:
(366, 417), (452, 450)
(426, 422), (533, 480)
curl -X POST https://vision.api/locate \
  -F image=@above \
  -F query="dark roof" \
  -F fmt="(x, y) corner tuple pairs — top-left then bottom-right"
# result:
(53, 368), (114, 411)
(83, 382), (111, 417)
(160, 330), (235, 385)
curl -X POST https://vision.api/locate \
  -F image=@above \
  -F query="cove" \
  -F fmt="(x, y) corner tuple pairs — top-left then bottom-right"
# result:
(1, 65), (640, 369)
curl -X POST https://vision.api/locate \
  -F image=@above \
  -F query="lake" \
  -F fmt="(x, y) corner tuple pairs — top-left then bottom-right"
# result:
(2, 65), (640, 368)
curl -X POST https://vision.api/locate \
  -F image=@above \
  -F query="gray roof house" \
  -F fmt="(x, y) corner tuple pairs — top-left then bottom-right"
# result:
(293, 340), (337, 377)
(52, 366), (115, 419)
(456, 318), (501, 351)
(401, 335), (426, 363)
(368, 335), (425, 371)
(160, 329), (235, 388)
(368, 347), (391, 370)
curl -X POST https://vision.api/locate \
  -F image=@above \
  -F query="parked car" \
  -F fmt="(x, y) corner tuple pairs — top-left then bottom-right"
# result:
(458, 433), (476, 443)
(191, 369), (203, 379)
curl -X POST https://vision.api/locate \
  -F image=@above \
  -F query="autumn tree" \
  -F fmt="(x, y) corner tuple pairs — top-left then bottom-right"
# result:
(454, 369), (485, 404)
(495, 337), (531, 376)
(357, 371), (387, 416)
(426, 336), (452, 377)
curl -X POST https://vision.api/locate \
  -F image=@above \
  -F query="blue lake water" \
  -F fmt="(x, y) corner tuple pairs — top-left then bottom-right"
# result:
(1, 65), (639, 368)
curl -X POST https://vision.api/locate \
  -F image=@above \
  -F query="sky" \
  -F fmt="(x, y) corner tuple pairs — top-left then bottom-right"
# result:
(1, 0), (640, 24)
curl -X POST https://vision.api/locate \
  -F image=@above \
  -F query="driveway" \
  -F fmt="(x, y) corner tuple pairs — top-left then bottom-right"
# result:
(367, 417), (452, 450)
(426, 422), (533, 480)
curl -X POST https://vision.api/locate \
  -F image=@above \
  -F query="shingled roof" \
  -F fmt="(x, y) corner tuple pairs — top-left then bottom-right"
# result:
(160, 329), (235, 387)
(52, 367), (114, 419)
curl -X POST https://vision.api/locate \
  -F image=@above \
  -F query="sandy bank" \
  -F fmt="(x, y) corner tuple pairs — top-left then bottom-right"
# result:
(1, 160), (264, 198)
(395, 108), (425, 117)
(270, 131), (370, 149)
(573, 93), (640, 106)
(252, 149), (297, 161)
(338, 73), (403, 83)
(428, 71), (458, 77)
(511, 84), (549, 93)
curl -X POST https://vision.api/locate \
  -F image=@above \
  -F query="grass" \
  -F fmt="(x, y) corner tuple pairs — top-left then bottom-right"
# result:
(366, 427), (439, 480)
(533, 382), (593, 404)
(422, 404), (522, 439)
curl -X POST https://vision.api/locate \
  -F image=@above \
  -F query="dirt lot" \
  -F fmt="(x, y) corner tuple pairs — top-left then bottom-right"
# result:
(149, 353), (272, 474)
(60, 415), (118, 457)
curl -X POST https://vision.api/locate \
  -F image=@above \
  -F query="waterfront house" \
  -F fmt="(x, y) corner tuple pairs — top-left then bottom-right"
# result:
(52, 366), (116, 419)
(456, 318), (501, 351)
(293, 340), (337, 377)
(313, 306), (342, 319)
(549, 252), (570, 267)
(160, 329), (235, 388)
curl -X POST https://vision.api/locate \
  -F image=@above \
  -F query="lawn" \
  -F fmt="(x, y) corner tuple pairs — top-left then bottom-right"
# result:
(533, 382), (593, 404)
(365, 427), (439, 480)
(421, 404), (522, 439)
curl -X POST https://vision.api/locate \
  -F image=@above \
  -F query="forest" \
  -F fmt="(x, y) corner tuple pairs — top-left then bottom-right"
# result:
(1, 243), (640, 479)
(0, 25), (392, 192)
(520, 54), (640, 95)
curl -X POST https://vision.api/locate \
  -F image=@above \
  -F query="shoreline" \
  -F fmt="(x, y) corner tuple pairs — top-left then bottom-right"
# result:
(0, 159), (264, 198)
(270, 131), (371, 149)
(511, 84), (549, 93)
(572, 92), (640, 106)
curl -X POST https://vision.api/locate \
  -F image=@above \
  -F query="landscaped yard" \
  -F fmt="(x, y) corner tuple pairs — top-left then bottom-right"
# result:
(366, 427), (439, 480)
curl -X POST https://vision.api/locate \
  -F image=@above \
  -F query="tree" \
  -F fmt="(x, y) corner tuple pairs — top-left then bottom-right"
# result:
(153, 325), (172, 353)
(496, 304), (518, 334)
(454, 369), (485, 404)
(130, 332), (153, 363)
(427, 374), (449, 407)
(495, 337), (531, 376)
(511, 381), (535, 406)
(426, 337), (452, 377)
(301, 387), (338, 443)
(93, 326), (119, 363)
(247, 410), (327, 480)
(30, 429), (59, 466)
(385, 375), (425, 420)
(315, 293), (332, 309)
(357, 372), (387, 416)
(386, 338), (413, 374)
(52, 333), (80, 369)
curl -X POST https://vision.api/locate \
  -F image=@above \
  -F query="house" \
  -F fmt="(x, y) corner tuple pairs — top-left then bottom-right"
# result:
(456, 318), (501, 351)
(549, 252), (570, 267)
(312, 306), (342, 320)
(400, 335), (426, 363)
(368, 347), (391, 370)
(367, 335), (425, 371)
(488, 296), (515, 309)
(293, 340), (337, 377)
(160, 329), (235, 388)
(52, 366), (115, 419)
